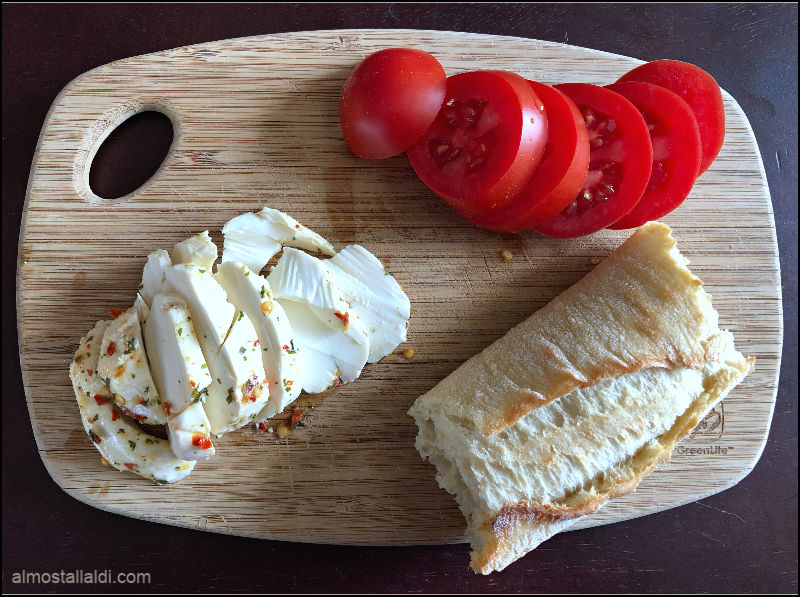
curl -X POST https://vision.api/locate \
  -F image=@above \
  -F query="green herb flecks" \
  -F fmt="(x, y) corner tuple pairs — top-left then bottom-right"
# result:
(191, 386), (209, 404)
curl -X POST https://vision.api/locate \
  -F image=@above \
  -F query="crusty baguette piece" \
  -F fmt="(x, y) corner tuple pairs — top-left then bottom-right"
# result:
(408, 222), (753, 575)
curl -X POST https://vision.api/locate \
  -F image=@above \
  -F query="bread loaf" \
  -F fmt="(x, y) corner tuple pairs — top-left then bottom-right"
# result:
(408, 222), (753, 574)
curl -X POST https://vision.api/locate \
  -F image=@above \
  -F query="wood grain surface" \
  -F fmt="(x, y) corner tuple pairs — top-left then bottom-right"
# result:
(18, 30), (781, 546)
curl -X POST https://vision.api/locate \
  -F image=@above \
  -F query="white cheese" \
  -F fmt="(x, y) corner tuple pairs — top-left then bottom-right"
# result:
(97, 307), (166, 424)
(71, 319), (111, 397)
(70, 320), (194, 483)
(166, 402), (215, 461)
(214, 261), (303, 422)
(268, 248), (369, 393)
(326, 245), (411, 363)
(141, 249), (172, 306)
(172, 231), (218, 271)
(221, 207), (335, 274)
(134, 292), (150, 323)
(142, 292), (212, 418)
(163, 264), (269, 435)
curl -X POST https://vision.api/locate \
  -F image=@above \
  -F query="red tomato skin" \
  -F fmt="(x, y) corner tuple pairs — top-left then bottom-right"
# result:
(469, 82), (590, 233)
(340, 48), (447, 159)
(407, 70), (548, 218)
(605, 81), (702, 229)
(532, 83), (652, 239)
(617, 59), (724, 174)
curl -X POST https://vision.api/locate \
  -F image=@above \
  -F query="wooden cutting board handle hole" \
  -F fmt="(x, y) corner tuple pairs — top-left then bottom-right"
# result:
(87, 110), (174, 200)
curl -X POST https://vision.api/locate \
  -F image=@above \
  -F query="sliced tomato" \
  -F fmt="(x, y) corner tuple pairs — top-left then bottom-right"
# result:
(340, 48), (447, 159)
(469, 81), (590, 233)
(407, 70), (548, 218)
(617, 60), (724, 174)
(604, 81), (702, 229)
(531, 83), (652, 238)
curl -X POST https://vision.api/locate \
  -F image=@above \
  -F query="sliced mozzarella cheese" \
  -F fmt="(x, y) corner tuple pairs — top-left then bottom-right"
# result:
(172, 231), (218, 270)
(97, 307), (166, 424)
(214, 261), (303, 421)
(166, 401), (215, 461)
(70, 320), (194, 483)
(163, 264), (233, 346)
(71, 319), (111, 397)
(134, 292), (150, 323)
(268, 248), (369, 393)
(221, 207), (335, 274)
(276, 300), (356, 393)
(142, 292), (212, 418)
(326, 245), (411, 363)
(163, 264), (269, 435)
(267, 247), (348, 312)
(141, 249), (172, 306)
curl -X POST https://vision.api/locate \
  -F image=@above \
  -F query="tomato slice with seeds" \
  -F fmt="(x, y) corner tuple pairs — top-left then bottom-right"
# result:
(531, 83), (652, 239)
(604, 81), (702, 229)
(468, 81), (590, 233)
(407, 70), (548, 218)
(617, 60), (725, 175)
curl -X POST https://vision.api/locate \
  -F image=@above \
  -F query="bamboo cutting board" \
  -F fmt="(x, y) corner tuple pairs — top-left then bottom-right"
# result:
(18, 30), (781, 545)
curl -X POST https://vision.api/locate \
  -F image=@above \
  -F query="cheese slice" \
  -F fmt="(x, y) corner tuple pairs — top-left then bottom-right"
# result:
(214, 261), (303, 421)
(326, 245), (411, 363)
(141, 249), (172, 306)
(97, 307), (166, 424)
(268, 248), (369, 393)
(134, 292), (150, 323)
(163, 264), (269, 435)
(221, 207), (335, 274)
(166, 401), (215, 460)
(70, 320), (194, 483)
(172, 230), (218, 271)
(142, 292), (212, 418)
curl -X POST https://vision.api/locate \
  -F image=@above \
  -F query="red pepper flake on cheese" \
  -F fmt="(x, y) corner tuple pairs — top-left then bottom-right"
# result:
(192, 434), (212, 450)
(123, 408), (146, 421)
(108, 308), (123, 319)
(334, 311), (350, 328)
(106, 342), (117, 356)
(93, 394), (109, 406)
(242, 375), (263, 402)
(111, 410), (120, 422)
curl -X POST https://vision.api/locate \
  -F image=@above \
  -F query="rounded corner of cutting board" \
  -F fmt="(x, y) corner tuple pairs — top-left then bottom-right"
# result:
(19, 29), (782, 546)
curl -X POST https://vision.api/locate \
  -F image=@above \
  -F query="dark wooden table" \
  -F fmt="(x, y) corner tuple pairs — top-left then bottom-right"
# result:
(3, 3), (797, 593)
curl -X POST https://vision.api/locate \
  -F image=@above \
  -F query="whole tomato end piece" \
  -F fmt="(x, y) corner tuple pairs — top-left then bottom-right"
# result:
(340, 48), (447, 159)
